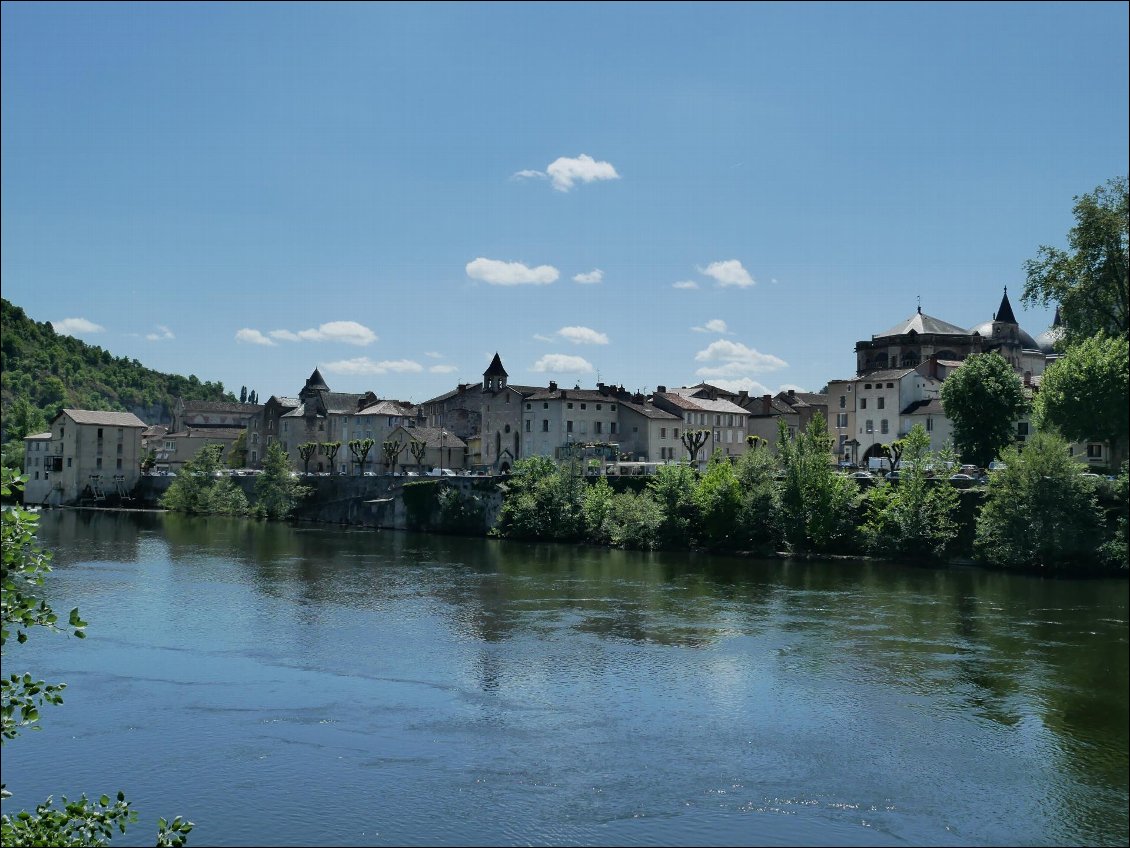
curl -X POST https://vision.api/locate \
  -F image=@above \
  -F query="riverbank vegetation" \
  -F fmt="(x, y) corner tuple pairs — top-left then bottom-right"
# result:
(494, 418), (1127, 574)
(160, 443), (308, 520)
(1, 469), (193, 846)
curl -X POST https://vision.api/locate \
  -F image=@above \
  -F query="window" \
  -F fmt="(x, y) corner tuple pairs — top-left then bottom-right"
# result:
(610, 422), (617, 435)
(97, 428), (103, 438)
(594, 422), (602, 434)
(886, 383), (894, 389)
(67, 458), (72, 467)
(526, 403), (531, 410)
(96, 458), (102, 469)
(1017, 422), (1030, 436)
(877, 397), (885, 410)
(567, 402), (574, 409)
(673, 428), (679, 439)
(864, 384), (872, 390)
(525, 420), (531, 432)
(596, 404), (602, 410)
(611, 404), (616, 411)
(504, 424), (511, 433)
(860, 398), (867, 410)
(543, 402), (549, 409)
(541, 420), (549, 432)
(1087, 443), (1103, 458)
(580, 403), (587, 410)
(926, 418), (933, 432)
(881, 419), (889, 434)
(661, 428), (667, 438)
(116, 458), (122, 470)
(567, 420), (573, 433)
(117, 443), (123, 454)
(836, 413), (848, 428)
(865, 420), (874, 433)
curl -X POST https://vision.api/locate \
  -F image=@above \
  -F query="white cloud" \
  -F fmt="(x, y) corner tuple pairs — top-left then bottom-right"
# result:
(557, 326), (609, 345)
(694, 339), (788, 378)
(322, 357), (423, 375)
(466, 257), (559, 286)
(146, 325), (175, 341)
(545, 154), (620, 192)
(235, 328), (276, 346)
(266, 321), (377, 346)
(701, 377), (772, 395)
(512, 169), (547, 181)
(699, 259), (755, 288)
(429, 364), (458, 374)
(52, 318), (105, 336)
(425, 351), (443, 359)
(672, 280), (699, 290)
(533, 333), (555, 343)
(692, 319), (731, 334)
(531, 354), (594, 374)
(573, 269), (603, 284)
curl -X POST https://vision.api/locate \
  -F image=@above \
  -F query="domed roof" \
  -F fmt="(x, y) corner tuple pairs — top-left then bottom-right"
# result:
(968, 320), (1042, 352)
(1035, 306), (1064, 354)
(874, 308), (970, 339)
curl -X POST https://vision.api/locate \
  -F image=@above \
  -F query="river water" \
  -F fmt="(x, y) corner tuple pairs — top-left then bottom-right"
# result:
(2, 510), (1127, 846)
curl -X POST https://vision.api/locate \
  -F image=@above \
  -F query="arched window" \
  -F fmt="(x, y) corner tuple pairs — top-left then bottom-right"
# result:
(900, 351), (920, 367)
(495, 432), (501, 457)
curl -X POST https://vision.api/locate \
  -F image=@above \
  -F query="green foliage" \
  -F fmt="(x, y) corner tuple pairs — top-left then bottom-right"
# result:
(348, 438), (375, 475)
(1035, 334), (1129, 470)
(297, 442), (318, 474)
(319, 441), (342, 473)
(1022, 176), (1129, 345)
(140, 450), (157, 474)
(253, 442), (309, 520)
(495, 457), (584, 541)
(733, 440), (779, 551)
(647, 462), (700, 548)
(694, 450), (742, 549)
(0, 297), (231, 438)
(604, 490), (664, 550)
(974, 433), (1106, 570)
(435, 486), (486, 535)
(940, 353), (1029, 467)
(381, 439), (405, 472)
(2, 398), (47, 444)
(679, 429), (711, 464)
(1, 441), (26, 473)
(1, 469), (192, 844)
(1101, 463), (1129, 570)
(581, 476), (616, 545)
(775, 415), (859, 554)
(861, 425), (959, 560)
(224, 431), (247, 469)
(409, 439), (428, 472)
(160, 445), (248, 516)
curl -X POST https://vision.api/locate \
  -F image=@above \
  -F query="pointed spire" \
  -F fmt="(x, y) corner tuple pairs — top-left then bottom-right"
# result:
(1052, 305), (1062, 327)
(995, 286), (1017, 324)
(306, 367), (329, 390)
(483, 353), (508, 377)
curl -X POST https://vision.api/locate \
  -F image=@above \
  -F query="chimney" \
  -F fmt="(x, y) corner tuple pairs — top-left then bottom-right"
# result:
(657, 385), (667, 394)
(762, 394), (772, 415)
(633, 392), (645, 404)
(738, 390), (749, 403)
(597, 382), (606, 394)
(548, 380), (558, 393)
(788, 388), (795, 397)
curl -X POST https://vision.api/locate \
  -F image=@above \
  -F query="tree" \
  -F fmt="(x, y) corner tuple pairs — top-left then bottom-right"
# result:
(297, 442), (318, 474)
(348, 438), (375, 475)
(495, 456), (584, 542)
(239, 386), (247, 404)
(1034, 334), (1129, 471)
(140, 449), (157, 474)
(160, 445), (248, 516)
(680, 429), (711, 465)
(861, 424), (958, 560)
(2, 398), (47, 443)
(253, 442), (309, 520)
(1022, 176), (1129, 345)
(648, 462), (700, 549)
(319, 441), (342, 474)
(940, 353), (1029, 467)
(775, 414), (859, 554)
(1, 469), (193, 846)
(409, 439), (428, 474)
(225, 431), (247, 469)
(974, 433), (1106, 570)
(381, 439), (406, 474)
(733, 437), (779, 552)
(694, 450), (742, 549)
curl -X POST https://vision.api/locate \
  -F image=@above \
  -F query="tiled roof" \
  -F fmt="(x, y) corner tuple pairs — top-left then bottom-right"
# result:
(170, 427), (244, 440)
(422, 384), (479, 405)
(777, 391), (828, 408)
(141, 425), (169, 437)
(856, 368), (918, 381)
(390, 426), (467, 449)
(526, 388), (615, 402)
(267, 396), (300, 408)
(744, 398), (798, 417)
(60, 409), (147, 427)
(618, 400), (680, 420)
(25, 432), (52, 440)
(483, 353), (508, 377)
(655, 392), (748, 415)
(357, 400), (414, 416)
(874, 310), (970, 339)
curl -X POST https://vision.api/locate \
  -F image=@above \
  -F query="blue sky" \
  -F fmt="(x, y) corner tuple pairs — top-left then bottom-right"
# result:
(3, 2), (1127, 403)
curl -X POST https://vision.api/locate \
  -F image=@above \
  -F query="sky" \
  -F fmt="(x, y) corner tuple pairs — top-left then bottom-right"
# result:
(2, 2), (1128, 404)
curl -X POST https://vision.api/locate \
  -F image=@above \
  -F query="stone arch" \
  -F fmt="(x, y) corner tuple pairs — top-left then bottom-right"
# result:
(861, 442), (887, 464)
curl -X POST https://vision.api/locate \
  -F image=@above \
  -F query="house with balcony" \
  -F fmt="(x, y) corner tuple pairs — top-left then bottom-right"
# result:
(32, 409), (147, 505)
(21, 431), (54, 504)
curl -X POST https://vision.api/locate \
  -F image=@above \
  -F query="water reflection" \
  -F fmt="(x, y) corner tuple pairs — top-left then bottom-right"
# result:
(17, 510), (1129, 847)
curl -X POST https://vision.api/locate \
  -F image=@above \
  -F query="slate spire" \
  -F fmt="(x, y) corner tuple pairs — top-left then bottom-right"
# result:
(995, 287), (1017, 324)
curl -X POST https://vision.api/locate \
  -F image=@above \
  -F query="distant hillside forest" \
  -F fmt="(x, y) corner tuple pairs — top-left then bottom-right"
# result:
(1, 297), (234, 440)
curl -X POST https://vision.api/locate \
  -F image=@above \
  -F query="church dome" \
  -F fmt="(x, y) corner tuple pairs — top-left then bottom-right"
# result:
(968, 320), (1042, 352)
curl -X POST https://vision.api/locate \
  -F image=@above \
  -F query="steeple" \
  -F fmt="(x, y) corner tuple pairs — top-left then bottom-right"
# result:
(300, 367), (330, 399)
(995, 286), (1017, 325)
(1052, 305), (1062, 327)
(482, 353), (508, 393)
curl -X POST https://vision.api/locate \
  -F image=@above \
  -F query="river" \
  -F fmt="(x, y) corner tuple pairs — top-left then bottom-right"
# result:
(2, 510), (1127, 846)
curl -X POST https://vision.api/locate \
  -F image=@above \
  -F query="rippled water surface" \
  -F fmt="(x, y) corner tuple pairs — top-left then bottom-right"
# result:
(2, 511), (1127, 846)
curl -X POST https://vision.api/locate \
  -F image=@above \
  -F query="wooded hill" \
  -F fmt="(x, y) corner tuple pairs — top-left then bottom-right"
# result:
(1, 297), (233, 439)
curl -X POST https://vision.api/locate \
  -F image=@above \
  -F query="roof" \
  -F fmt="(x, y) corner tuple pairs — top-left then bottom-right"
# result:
(166, 427), (243, 440)
(422, 384), (479, 405)
(24, 431), (52, 440)
(901, 399), (946, 416)
(356, 399), (415, 416)
(526, 388), (616, 402)
(654, 392), (748, 415)
(142, 425), (169, 437)
(390, 425), (467, 449)
(994, 287), (1017, 324)
(856, 367), (919, 381)
(58, 409), (147, 428)
(743, 397), (797, 418)
(483, 353), (508, 377)
(968, 320), (1042, 351)
(874, 309), (970, 339)
(266, 396), (300, 408)
(304, 368), (330, 392)
(617, 400), (680, 420)
(777, 391), (828, 408)
(180, 401), (262, 414)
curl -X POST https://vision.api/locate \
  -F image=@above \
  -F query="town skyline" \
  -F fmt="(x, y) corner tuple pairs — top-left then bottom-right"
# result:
(3, 3), (1127, 403)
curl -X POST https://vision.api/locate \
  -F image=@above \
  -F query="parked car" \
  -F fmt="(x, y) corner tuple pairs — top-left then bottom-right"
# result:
(426, 468), (458, 477)
(948, 473), (976, 488)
